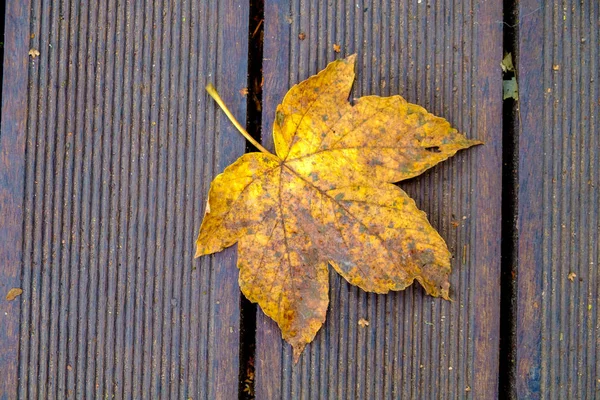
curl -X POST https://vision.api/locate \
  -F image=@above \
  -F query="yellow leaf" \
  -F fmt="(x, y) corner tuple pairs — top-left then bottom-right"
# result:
(197, 55), (480, 361)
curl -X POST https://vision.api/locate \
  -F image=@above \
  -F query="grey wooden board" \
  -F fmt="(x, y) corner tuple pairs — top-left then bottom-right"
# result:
(0, 1), (31, 398)
(516, 1), (600, 398)
(255, 0), (503, 398)
(0, 0), (249, 398)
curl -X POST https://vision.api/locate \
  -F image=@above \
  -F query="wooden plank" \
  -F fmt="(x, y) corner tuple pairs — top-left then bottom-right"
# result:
(0, 0), (31, 399)
(3, 0), (249, 398)
(256, 0), (503, 398)
(516, 1), (599, 398)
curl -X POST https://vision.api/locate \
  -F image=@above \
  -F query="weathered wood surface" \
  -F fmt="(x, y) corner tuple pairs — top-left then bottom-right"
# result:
(0, 1), (31, 399)
(0, 0), (249, 398)
(3, 0), (599, 399)
(516, 1), (600, 398)
(256, 1), (503, 398)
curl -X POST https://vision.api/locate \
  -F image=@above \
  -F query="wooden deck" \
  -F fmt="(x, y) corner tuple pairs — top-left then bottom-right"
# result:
(0, 0), (597, 399)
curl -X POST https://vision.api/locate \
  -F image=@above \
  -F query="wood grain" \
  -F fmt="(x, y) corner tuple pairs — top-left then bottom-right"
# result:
(1, 1), (249, 398)
(6, 0), (597, 398)
(0, 0), (31, 399)
(516, 1), (599, 398)
(256, 0), (503, 398)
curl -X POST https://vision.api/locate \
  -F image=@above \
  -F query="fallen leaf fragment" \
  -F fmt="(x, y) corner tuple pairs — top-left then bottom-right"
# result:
(358, 318), (369, 327)
(298, 32), (306, 40)
(197, 55), (481, 362)
(503, 77), (519, 100)
(333, 43), (341, 53)
(501, 53), (514, 72)
(568, 272), (577, 282)
(240, 87), (249, 96)
(29, 48), (40, 58)
(6, 288), (23, 301)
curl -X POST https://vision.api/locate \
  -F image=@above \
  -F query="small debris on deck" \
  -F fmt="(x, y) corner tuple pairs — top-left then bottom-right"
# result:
(5, 288), (23, 301)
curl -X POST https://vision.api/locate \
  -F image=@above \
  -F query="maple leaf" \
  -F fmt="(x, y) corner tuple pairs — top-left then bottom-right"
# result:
(196, 55), (481, 361)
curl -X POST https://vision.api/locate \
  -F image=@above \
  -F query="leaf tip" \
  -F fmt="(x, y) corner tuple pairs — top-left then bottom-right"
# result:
(194, 239), (207, 259)
(467, 139), (485, 147)
(292, 344), (306, 364)
(194, 242), (204, 258)
(344, 53), (358, 65)
(440, 280), (452, 301)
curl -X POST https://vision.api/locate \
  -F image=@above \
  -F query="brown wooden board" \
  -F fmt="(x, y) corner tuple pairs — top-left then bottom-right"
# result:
(0, 1), (31, 399)
(0, 0), (249, 398)
(256, 0), (503, 398)
(516, 1), (599, 398)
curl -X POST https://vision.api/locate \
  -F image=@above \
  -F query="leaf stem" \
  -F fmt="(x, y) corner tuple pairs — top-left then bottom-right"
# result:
(206, 84), (272, 155)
